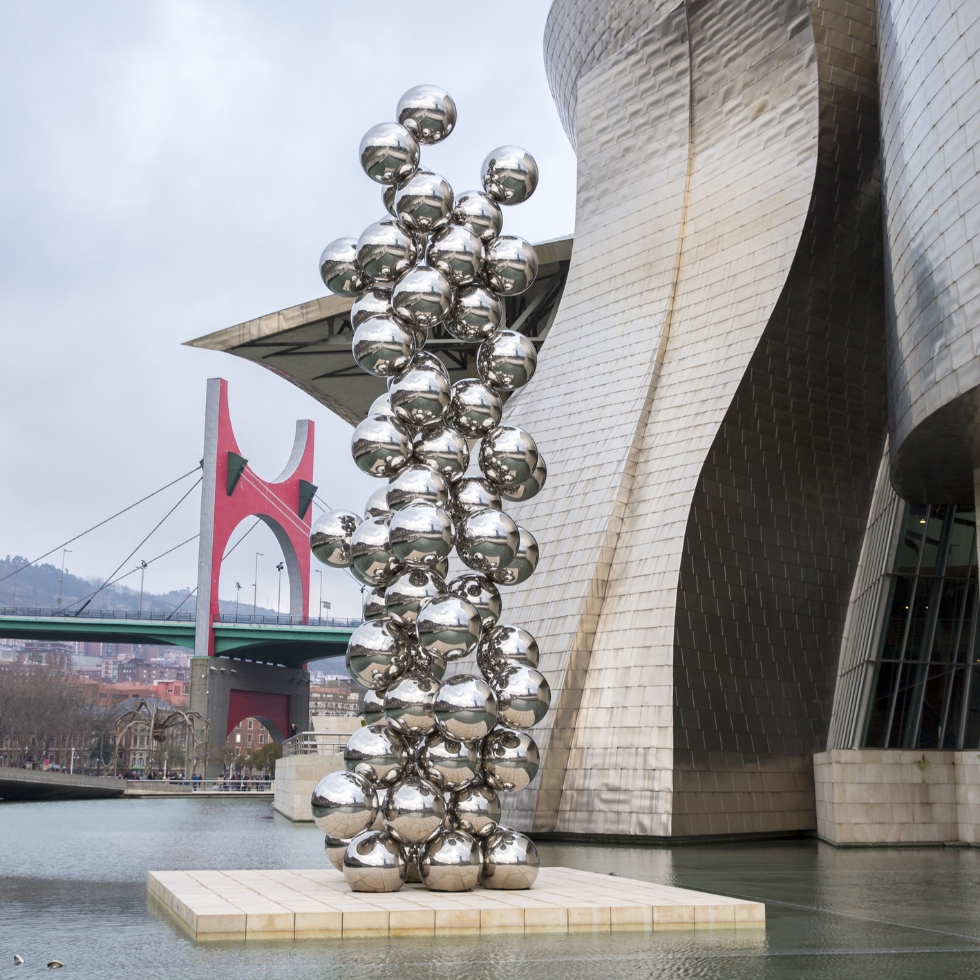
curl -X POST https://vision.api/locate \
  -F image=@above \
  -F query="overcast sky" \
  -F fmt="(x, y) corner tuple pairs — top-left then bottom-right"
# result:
(0, 1), (576, 619)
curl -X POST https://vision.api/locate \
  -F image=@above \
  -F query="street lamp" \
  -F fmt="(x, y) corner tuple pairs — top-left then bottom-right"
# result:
(322, 600), (332, 625)
(235, 582), (242, 622)
(138, 560), (148, 617)
(57, 549), (72, 611)
(276, 562), (285, 623)
(253, 552), (264, 622)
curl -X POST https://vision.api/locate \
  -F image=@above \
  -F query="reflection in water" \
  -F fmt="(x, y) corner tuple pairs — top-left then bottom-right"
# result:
(1, 798), (979, 979)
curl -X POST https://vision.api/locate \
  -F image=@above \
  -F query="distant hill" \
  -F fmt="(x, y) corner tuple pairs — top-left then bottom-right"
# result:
(0, 555), (279, 619)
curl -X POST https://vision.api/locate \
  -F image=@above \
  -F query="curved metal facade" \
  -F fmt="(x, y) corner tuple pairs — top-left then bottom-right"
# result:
(878, 0), (980, 503)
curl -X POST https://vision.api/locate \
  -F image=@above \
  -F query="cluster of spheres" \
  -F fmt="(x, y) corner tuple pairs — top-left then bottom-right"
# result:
(309, 84), (549, 894)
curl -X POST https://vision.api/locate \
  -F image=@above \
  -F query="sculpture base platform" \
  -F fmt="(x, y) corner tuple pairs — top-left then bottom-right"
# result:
(147, 866), (765, 940)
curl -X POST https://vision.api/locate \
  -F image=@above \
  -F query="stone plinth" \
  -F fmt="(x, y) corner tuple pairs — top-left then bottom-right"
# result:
(272, 753), (344, 822)
(147, 866), (765, 940)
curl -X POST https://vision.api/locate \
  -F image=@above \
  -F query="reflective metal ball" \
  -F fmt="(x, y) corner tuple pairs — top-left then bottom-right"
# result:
(413, 425), (469, 483)
(382, 776), (446, 844)
(445, 284), (501, 340)
(368, 392), (395, 419)
(415, 593), (482, 661)
(477, 330), (538, 391)
(319, 237), (363, 297)
(499, 456), (547, 503)
(389, 361), (451, 429)
(449, 783), (501, 838)
(395, 171), (454, 234)
(387, 464), (449, 513)
(434, 674), (498, 742)
(448, 379), (502, 438)
(492, 664), (551, 730)
(383, 184), (397, 218)
(383, 671), (438, 737)
(484, 236), (538, 295)
(325, 835), (349, 873)
(310, 509), (362, 568)
(426, 225), (484, 287)
(481, 830), (540, 889)
(457, 508), (520, 573)
(452, 190), (502, 243)
(351, 414), (412, 478)
(482, 728), (540, 791)
(450, 478), (502, 522)
(311, 770), (378, 839)
(476, 624), (539, 678)
(385, 566), (446, 627)
(345, 724), (409, 786)
(356, 219), (417, 284)
(420, 830), (482, 891)
(360, 688), (386, 727)
(343, 830), (407, 892)
(480, 146), (539, 206)
(352, 286), (392, 331)
(397, 84), (456, 144)
(350, 516), (403, 587)
(391, 266), (455, 328)
(388, 501), (455, 568)
(352, 315), (416, 378)
(364, 486), (392, 520)
(447, 572), (502, 629)
(359, 121), (420, 185)
(418, 730), (481, 789)
(361, 585), (387, 622)
(479, 425), (540, 487)
(491, 526), (539, 586)
(346, 619), (405, 690)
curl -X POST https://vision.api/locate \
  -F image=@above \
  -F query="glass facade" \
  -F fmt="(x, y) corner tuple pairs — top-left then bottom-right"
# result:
(863, 504), (980, 750)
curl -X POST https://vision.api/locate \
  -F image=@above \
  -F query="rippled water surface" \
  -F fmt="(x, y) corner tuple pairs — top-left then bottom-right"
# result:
(2, 797), (979, 979)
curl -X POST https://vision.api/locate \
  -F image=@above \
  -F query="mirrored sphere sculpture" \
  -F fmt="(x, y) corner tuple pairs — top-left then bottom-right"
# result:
(452, 190), (502, 243)
(480, 146), (539, 206)
(387, 464), (449, 512)
(311, 770), (378, 839)
(426, 224), (484, 286)
(484, 236), (538, 295)
(350, 517), (402, 587)
(360, 688), (386, 727)
(492, 664), (551, 730)
(311, 509), (362, 568)
(356, 219), (417, 283)
(352, 285), (392, 331)
(482, 728), (539, 792)
(389, 360), (451, 428)
(413, 425), (469, 483)
(345, 724), (409, 786)
(450, 478), (502, 521)
(447, 572), (502, 629)
(382, 776), (446, 844)
(351, 414), (412, 478)
(343, 830), (407, 892)
(481, 830), (539, 890)
(364, 486), (393, 520)
(479, 425), (540, 487)
(385, 567), (446, 627)
(450, 783), (501, 838)
(492, 526), (539, 586)
(415, 593), (482, 660)
(417, 730), (481, 789)
(325, 835), (350, 873)
(352, 315), (416, 378)
(434, 674), (498, 742)
(383, 671), (438, 736)
(391, 265), (455, 328)
(319, 238), (363, 296)
(361, 585), (387, 622)
(449, 380), (502, 438)
(476, 624), (540, 677)
(397, 84), (457, 144)
(457, 508), (520, 572)
(477, 330), (538, 391)
(499, 456), (547, 503)
(388, 501), (455, 567)
(394, 171), (454, 233)
(359, 121), (420, 185)
(446, 284), (501, 341)
(346, 619), (405, 690)
(420, 830), (482, 891)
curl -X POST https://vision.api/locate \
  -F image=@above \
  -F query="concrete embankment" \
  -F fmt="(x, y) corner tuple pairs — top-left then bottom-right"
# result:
(0, 768), (125, 801)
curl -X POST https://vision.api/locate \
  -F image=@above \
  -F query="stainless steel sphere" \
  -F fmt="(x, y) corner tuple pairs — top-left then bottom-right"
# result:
(388, 501), (455, 568)
(360, 688), (386, 726)
(491, 526), (539, 586)
(391, 265), (455, 328)
(477, 330), (538, 391)
(351, 414), (412, 478)
(484, 236), (538, 295)
(426, 225), (484, 287)
(457, 508), (520, 573)
(356, 219), (417, 284)
(481, 830), (540, 889)
(413, 424), (469, 483)
(385, 566), (446, 627)
(383, 671), (438, 736)
(411, 644), (447, 682)
(499, 456), (547, 503)
(452, 190), (502, 243)
(350, 516), (403, 587)
(479, 425), (540, 487)
(345, 724), (409, 786)
(359, 121), (420, 185)
(492, 664), (551, 730)
(480, 146), (539, 206)
(446, 284), (501, 340)
(383, 183), (397, 217)
(343, 830), (407, 892)
(345, 619), (405, 690)
(415, 593), (482, 660)
(420, 830), (482, 891)
(381, 776), (446, 844)
(450, 477), (502, 521)
(434, 674), (498, 742)
(482, 728), (539, 791)
(325, 835), (350, 873)
(319, 237), (363, 297)
(368, 392), (395, 419)
(418, 730), (481, 789)
(476, 625), (539, 681)
(361, 585), (387, 622)
(352, 285), (392, 331)
(389, 360), (451, 429)
(447, 572), (501, 629)
(311, 770), (378, 839)
(352, 315), (416, 378)
(310, 509), (361, 568)
(387, 464), (449, 513)
(364, 486), (392, 520)
(449, 783), (501, 838)
(394, 171), (454, 233)
(448, 379), (502, 438)
(397, 84), (456, 144)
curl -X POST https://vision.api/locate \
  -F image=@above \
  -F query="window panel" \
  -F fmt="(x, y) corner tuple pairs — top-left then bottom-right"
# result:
(945, 510), (976, 578)
(864, 661), (899, 747)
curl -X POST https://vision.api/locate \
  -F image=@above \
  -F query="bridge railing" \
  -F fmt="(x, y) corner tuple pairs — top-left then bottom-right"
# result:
(216, 614), (362, 628)
(0, 607), (361, 628)
(282, 732), (349, 757)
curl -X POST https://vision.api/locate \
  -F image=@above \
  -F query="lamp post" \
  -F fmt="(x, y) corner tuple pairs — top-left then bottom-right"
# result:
(276, 562), (285, 623)
(314, 569), (322, 625)
(322, 600), (332, 625)
(138, 560), (148, 617)
(57, 549), (72, 611)
(252, 552), (263, 622)
(235, 582), (242, 622)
